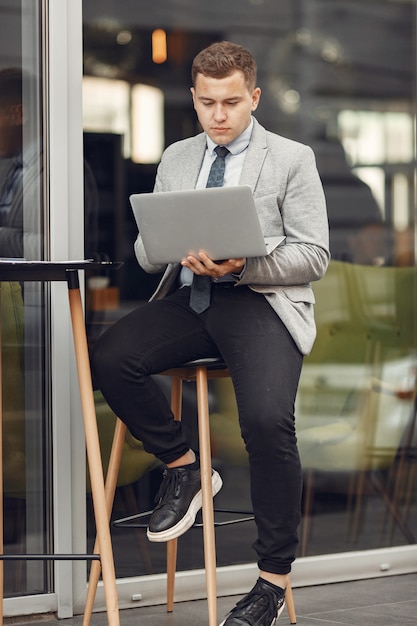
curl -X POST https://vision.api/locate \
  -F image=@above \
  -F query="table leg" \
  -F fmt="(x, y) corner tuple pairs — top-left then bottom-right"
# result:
(66, 271), (119, 626)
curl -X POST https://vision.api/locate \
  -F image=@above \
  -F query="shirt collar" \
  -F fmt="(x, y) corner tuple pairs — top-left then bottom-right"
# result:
(206, 117), (254, 156)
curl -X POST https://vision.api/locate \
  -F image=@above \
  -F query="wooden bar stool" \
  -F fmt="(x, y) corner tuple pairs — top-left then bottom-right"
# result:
(162, 357), (231, 626)
(84, 357), (297, 625)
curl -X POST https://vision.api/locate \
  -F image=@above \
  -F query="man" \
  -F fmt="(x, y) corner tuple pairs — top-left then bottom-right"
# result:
(0, 67), (98, 259)
(93, 41), (329, 625)
(0, 67), (42, 259)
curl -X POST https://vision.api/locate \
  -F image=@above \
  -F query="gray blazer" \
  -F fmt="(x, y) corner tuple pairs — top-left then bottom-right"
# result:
(134, 117), (330, 355)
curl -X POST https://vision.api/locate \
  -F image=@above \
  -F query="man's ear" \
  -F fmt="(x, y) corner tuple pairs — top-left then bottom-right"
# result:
(251, 87), (261, 112)
(190, 87), (197, 109)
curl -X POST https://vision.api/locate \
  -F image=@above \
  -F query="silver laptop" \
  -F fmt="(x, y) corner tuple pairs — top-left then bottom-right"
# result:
(130, 185), (285, 264)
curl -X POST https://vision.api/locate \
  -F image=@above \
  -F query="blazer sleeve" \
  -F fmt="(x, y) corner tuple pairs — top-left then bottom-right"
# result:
(134, 156), (170, 274)
(237, 143), (330, 288)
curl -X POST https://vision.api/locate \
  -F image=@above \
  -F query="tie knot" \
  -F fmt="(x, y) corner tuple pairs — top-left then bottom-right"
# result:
(214, 146), (229, 159)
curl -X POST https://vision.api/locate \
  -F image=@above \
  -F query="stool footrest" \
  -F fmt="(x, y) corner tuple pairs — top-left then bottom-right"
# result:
(112, 508), (254, 529)
(195, 509), (254, 527)
(112, 509), (153, 529)
(0, 553), (101, 561)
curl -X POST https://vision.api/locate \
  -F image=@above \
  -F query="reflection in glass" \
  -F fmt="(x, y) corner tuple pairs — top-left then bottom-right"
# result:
(0, 0), (50, 597)
(0, 67), (42, 260)
(82, 0), (417, 579)
(296, 261), (417, 556)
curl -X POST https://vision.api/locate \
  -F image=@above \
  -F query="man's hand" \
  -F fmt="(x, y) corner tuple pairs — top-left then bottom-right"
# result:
(181, 251), (245, 277)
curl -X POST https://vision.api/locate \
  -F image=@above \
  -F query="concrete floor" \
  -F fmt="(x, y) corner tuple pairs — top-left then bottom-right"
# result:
(6, 573), (417, 626)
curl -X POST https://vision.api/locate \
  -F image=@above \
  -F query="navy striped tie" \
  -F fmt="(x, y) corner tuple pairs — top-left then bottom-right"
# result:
(189, 146), (230, 313)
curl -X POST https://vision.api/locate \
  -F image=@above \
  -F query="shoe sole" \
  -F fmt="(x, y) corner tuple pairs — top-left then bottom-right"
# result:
(147, 470), (223, 543)
(218, 599), (286, 626)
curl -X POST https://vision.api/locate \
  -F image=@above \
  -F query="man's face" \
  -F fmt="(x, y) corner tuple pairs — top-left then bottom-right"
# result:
(191, 70), (261, 145)
(0, 103), (22, 157)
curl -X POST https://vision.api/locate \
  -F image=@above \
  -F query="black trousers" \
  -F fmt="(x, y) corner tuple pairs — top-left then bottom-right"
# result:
(92, 284), (303, 574)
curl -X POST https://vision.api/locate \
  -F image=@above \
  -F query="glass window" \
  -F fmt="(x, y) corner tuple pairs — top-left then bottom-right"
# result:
(0, 0), (51, 597)
(82, 0), (417, 579)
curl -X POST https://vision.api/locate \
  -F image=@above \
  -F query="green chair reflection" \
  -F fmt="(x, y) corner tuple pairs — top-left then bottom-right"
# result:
(296, 261), (417, 554)
(2, 282), (25, 501)
(210, 261), (417, 556)
(1, 281), (26, 593)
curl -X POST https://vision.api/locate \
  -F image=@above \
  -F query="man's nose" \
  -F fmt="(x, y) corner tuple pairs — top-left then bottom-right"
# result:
(213, 105), (226, 120)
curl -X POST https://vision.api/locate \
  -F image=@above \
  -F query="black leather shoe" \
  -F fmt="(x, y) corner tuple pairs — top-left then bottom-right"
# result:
(147, 465), (222, 542)
(219, 578), (286, 626)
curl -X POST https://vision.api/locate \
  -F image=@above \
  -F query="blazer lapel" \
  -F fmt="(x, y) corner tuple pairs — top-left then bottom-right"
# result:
(179, 133), (206, 189)
(239, 118), (268, 191)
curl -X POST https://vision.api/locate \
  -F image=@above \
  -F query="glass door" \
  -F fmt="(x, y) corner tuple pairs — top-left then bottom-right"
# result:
(0, 0), (51, 599)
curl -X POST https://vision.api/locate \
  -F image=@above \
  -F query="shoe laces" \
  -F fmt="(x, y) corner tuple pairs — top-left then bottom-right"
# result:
(228, 582), (284, 624)
(154, 469), (182, 505)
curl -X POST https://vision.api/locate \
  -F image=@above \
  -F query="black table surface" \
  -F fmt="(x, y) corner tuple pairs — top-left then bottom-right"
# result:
(0, 259), (122, 281)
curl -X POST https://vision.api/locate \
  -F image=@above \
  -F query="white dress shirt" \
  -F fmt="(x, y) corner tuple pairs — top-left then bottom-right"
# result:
(180, 118), (253, 286)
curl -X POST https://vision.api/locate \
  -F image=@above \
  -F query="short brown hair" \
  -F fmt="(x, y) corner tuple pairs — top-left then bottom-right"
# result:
(0, 67), (37, 107)
(0, 68), (23, 106)
(191, 41), (257, 91)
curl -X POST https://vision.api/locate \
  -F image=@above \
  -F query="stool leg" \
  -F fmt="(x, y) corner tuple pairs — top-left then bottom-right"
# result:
(83, 419), (126, 626)
(68, 284), (119, 626)
(166, 376), (182, 612)
(285, 579), (297, 624)
(196, 367), (217, 626)
(166, 538), (178, 612)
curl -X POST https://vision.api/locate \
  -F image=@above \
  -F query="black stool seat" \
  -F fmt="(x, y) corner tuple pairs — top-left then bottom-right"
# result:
(176, 357), (226, 368)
